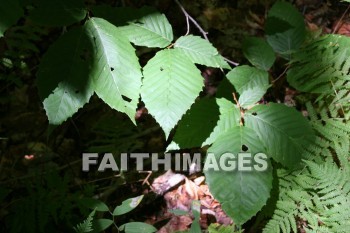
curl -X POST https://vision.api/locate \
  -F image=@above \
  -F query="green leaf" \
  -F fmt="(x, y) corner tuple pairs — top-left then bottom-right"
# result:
(208, 223), (236, 233)
(91, 6), (156, 26)
(244, 103), (315, 168)
(0, 0), (23, 37)
(85, 18), (142, 123)
(204, 126), (272, 225)
(192, 200), (201, 220)
(120, 222), (157, 233)
(119, 12), (173, 48)
(166, 98), (220, 151)
(226, 65), (269, 95)
(80, 198), (109, 212)
(190, 221), (201, 233)
(91, 219), (114, 233)
(202, 98), (241, 146)
(113, 195), (144, 216)
(265, 1), (305, 59)
(168, 209), (188, 216)
(243, 37), (275, 70)
(174, 35), (230, 69)
(141, 49), (204, 138)
(37, 27), (94, 125)
(29, 0), (86, 26)
(238, 86), (269, 109)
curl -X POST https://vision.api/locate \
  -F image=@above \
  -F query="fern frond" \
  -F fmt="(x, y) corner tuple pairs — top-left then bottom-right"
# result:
(73, 209), (96, 233)
(334, 140), (350, 170)
(263, 200), (298, 233)
(287, 35), (350, 118)
(256, 16), (350, 233)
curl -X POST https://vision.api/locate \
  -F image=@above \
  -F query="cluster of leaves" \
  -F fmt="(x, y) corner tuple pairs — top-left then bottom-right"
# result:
(263, 33), (350, 233)
(168, 1), (318, 227)
(263, 159), (350, 233)
(30, 0), (318, 227)
(74, 195), (156, 233)
(36, 10), (229, 136)
(1, 0), (349, 232)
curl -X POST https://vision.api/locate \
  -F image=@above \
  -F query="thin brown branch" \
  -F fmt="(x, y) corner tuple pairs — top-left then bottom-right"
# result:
(272, 65), (290, 83)
(224, 57), (239, 67)
(233, 92), (244, 125)
(332, 4), (350, 34)
(174, 0), (239, 67)
(175, 0), (208, 40)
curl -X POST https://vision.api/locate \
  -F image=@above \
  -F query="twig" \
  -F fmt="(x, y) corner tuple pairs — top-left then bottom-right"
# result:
(175, 0), (208, 40)
(233, 92), (244, 126)
(184, 10), (190, 36)
(272, 65), (289, 83)
(232, 92), (239, 106)
(224, 57), (239, 67)
(174, 0), (239, 67)
(332, 4), (350, 34)
(139, 170), (153, 186)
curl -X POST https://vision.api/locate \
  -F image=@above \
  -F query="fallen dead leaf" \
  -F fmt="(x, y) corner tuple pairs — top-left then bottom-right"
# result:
(152, 171), (233, 232)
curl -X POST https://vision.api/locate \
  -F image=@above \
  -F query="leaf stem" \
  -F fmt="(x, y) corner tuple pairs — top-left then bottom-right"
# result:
(233, 92), (244, 126)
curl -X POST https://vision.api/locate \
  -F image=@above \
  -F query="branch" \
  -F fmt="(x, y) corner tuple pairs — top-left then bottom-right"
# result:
(332, 4), (350, 34)
(174, 0), (239, 67)
(224, 57), (239, 67)
(174, 0), (208, 40)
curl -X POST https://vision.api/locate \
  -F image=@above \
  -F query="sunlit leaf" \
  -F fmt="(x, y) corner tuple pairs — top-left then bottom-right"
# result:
(245, 103), (315, 168)
(119, 12), (173, 48)
(141, 49), (203, 138)
(119, 222), (157, 233)
(113, 195), (144, 216)
(85, 18), (142, 123)
(204, 126), (272, 225)
(226, 66), (269, 95)
(174, 35), (230, 69)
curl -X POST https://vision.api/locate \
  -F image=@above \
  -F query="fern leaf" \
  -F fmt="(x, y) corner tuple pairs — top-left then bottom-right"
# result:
(74, 209), (96, 233)
(287, 35), (350, 105)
